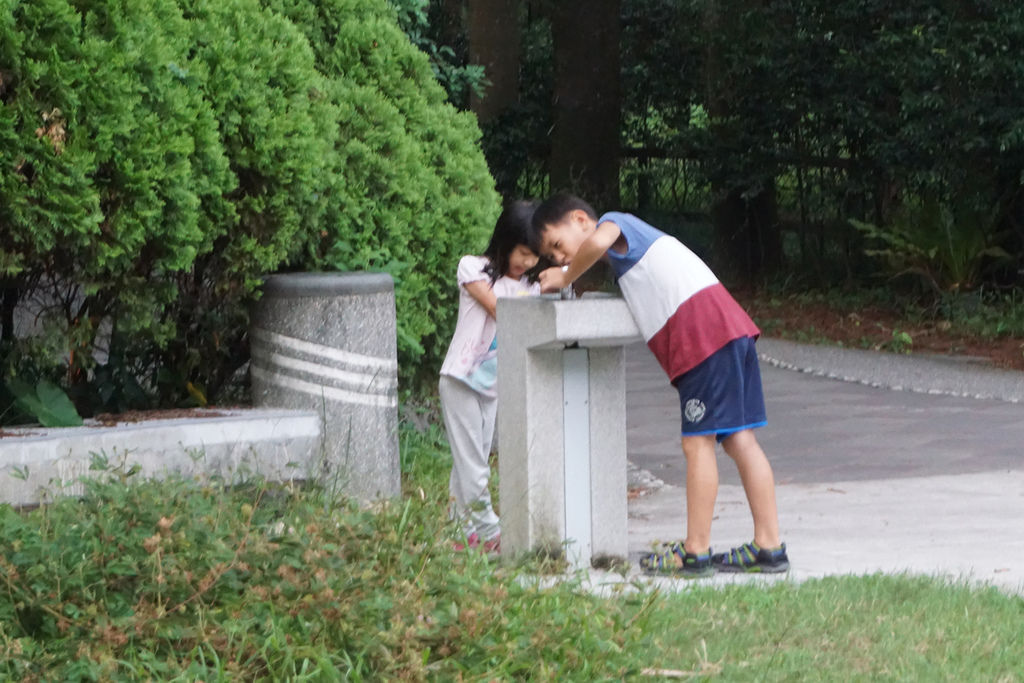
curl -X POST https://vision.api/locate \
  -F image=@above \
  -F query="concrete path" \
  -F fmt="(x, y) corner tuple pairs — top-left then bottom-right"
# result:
(616, 339), (1024, 594)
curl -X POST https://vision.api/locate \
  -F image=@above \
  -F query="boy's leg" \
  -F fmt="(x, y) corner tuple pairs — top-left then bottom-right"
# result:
(720, 428), (780, 549)
(640, 432), (717, 576)
(680, 433), (719, 554)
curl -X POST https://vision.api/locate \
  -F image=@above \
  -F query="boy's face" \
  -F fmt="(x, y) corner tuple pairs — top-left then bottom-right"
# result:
(538, 210), (594, 266)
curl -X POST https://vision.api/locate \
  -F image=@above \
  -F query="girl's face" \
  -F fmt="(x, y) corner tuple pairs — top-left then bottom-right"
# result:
(506, 244), (539, 279)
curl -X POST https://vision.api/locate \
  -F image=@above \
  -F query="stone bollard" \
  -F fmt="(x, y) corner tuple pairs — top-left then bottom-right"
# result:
(497, 295), (642, 568)
(250, 272), (400, 500)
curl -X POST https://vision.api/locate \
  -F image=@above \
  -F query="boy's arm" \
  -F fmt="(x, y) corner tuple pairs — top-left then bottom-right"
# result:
(538, 221), (622, 293)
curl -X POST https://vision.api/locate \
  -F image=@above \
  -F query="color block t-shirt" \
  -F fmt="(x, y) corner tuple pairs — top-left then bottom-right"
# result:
(600, 212), (759, 382)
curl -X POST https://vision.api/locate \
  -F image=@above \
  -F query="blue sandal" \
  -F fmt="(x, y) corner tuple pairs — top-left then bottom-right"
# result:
(712, 541), (789, 573)
(639, 542), (714, 578)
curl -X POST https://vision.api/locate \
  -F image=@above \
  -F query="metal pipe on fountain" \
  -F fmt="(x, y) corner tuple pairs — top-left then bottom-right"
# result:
(559, 265), (575, 300)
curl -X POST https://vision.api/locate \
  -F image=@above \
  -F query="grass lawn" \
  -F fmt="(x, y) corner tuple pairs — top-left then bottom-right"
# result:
(1, 422), (1021, 680)
(643, 577), (1023, 680)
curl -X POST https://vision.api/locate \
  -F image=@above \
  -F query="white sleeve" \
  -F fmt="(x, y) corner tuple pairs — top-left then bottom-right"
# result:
(456, 255), (489, 286)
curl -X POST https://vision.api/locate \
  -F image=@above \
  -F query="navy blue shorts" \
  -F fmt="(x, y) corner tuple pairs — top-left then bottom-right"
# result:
(675, 336), (767, 441)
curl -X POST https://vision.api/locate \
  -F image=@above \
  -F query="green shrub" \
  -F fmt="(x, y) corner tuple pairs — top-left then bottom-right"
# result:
(0, 0), (234, 410)
(264, 0), (500, 383)
(0, 0), (498, 417)
(154, 0), (339, 405)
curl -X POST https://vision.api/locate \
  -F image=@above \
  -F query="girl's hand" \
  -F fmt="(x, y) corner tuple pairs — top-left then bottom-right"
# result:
(538, 266), (568, 293)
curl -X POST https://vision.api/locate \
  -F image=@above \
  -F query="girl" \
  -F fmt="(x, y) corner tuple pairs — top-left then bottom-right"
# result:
(439, 200), (540, 553)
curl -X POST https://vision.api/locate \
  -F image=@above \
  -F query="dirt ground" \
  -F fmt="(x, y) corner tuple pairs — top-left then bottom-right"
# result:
(737, 292), (1024, 372)
(0, 408), (232, 436)
(92, 408), (229, 425)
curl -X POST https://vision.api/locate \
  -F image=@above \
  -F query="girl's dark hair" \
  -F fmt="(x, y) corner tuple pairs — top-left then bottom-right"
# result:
(483, 199), (538, 283)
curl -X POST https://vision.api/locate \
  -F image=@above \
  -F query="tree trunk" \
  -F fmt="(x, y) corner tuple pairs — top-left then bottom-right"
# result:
(548, 0), (621, 208)
(436, 0), (466, 51)
(0, 281), (16, 343)
(704, 0), (780, 283)
(468, 0), (520, 123)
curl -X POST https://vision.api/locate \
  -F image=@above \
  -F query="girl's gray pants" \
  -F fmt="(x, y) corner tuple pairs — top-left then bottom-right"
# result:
(439, 375), (500, 541)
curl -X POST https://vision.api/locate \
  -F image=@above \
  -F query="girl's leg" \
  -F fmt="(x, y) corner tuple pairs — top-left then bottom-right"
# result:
(439, 377), (500, 540)
(681, 433), (719, 554)
(720, 429), (781, 549)
(475, 394), (500, 540)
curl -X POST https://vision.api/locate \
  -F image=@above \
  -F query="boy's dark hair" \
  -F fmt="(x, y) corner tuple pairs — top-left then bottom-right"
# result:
(528, 193), (597, 252)
(483, 199), (538, 283)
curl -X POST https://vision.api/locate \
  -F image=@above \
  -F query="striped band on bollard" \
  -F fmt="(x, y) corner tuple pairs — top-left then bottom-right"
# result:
(250, 327), (397, 409)
(250, 272), (400, 500)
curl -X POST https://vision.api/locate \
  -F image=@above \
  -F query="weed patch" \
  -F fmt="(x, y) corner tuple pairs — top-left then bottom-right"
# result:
(0, 455), (652, 680)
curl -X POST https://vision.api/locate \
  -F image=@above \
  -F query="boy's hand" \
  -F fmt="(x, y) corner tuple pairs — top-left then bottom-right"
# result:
(538, 266), (568, 293)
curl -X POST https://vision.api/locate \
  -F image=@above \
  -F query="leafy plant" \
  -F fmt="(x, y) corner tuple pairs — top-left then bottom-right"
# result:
(5, 377), (82, 427)
(0, 456), (652, 679)
(850, 194), (1012, 294)
(888, 328), (914, 354)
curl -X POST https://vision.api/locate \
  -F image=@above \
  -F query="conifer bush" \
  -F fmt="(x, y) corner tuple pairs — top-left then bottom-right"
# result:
(156, 0), (338, 404)
(265, 0), (499, 370)
(0, 0), (497, 416)
(0, 0), (233, 406)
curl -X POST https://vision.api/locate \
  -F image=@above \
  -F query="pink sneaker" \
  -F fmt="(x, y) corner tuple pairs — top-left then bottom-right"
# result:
(453, 533), (500, 554)
(453, 533), (480, 551)
(482, 534), (500, 554)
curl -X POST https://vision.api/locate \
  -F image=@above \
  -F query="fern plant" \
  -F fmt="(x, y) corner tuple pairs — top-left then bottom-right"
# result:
(850, 194), (1011, 294)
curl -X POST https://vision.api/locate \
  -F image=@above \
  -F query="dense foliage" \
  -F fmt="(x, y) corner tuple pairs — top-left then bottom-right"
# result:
(0, 0), (497, 419)
(264, 0), (499, 366)
(389, 0), (488, 106)
(466, 0), (1024, 288)
(690, 0), (1024, 284)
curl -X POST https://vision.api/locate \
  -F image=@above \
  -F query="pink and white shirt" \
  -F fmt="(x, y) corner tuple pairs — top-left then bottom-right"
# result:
(440, 254), (539, 397)
(600, 212), (759, 383)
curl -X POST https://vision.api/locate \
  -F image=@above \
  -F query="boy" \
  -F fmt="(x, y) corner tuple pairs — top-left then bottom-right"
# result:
(531, 194), (788, 577)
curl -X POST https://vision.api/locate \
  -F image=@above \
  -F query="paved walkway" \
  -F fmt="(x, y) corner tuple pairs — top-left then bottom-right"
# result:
(610, 339), (1024, 594)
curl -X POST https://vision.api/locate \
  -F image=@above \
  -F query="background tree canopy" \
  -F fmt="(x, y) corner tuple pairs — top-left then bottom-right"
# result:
(441, 0), (1024, 290)
(0, 0), (498, 419)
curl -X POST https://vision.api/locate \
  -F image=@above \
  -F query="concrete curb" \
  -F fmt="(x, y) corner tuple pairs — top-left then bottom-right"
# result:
(0, 408), (321, 507)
